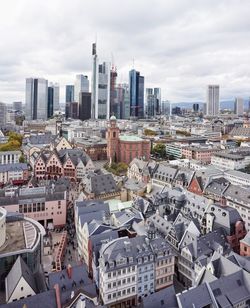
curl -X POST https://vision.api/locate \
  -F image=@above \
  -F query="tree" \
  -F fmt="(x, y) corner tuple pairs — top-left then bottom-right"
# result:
(152, 143), (166, 158)
(144, 129), (156, 136)
(0, 131), (23, 151)
(19, 155), (25, 163)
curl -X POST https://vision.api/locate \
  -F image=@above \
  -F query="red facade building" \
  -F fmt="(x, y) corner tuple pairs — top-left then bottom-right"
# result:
(106, 116), (150, 165)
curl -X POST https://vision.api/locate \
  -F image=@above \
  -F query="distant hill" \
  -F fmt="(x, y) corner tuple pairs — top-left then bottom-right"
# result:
(172, 99), (249, 111)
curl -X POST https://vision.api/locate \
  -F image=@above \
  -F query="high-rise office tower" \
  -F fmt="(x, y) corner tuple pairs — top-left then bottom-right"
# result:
(161, 100), (170, 115)
(129, 69), (144, 118)
(146, 88), (157, 117)
(116, 83), (130, 119)
(47, 86), (54, 118)
(193, 103), (199, 112)
(91, 43), (111, 120)
(25, 78), (48, 120)
(91, 43), (98, 119)
(79, 92), (91, 121)
(12, 101), (22, 112)
(110, 66), (118, 117)
(96, 62), (111, 119)
(68, 102), (79, 119)
(154, 88), (161, 114)
(234, 97), (244, 116)
(206, 85), (220, 116)
(52, 83), (60, 113)
(74, 75), (89, 103)
(65, 85), (74, 103)
(0, 102), (7, 126)
(65, 85), (74, 119)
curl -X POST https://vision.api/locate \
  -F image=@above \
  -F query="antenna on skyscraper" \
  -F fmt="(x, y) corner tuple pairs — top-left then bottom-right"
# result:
(132, 58), (135, 69)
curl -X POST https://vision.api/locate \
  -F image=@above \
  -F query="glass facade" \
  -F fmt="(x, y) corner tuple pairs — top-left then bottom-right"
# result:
(129, 69), (144, 118)
(25, 78), (48, 120)
(65, 85), (74, 103)
(48, 86), (54, 118)
(74, 75), (89, 103)
(97, 62), (110, 119)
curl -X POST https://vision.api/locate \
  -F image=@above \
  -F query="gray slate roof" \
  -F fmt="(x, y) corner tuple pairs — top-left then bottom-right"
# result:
(0, 163), (28, 173)
(84, 171), (119, 195)
(141, 285), (178, 308)
(0, 290), (57, 308)
(48, 264), (97, 306)
(5, 256), (38, 301)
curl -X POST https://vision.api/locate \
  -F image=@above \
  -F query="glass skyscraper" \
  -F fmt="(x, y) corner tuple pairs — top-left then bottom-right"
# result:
(129, 69), (144, 118)
(74, 75), (89, 103)
(47, 86), (54, 118)
(97, 62), (111, 119)
(65, 85), (74, 103)
(146, 88), (157, 118)
(25, 78), (48, 121)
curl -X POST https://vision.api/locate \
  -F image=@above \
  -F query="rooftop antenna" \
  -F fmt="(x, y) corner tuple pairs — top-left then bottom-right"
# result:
(132, 58), (135, 69)
(111, 52), (115, 69)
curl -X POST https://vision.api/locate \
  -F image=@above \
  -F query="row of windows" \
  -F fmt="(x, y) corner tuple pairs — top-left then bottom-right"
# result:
(138, 283), (154, 293)
(138, 273), (154, 283)
(107, 276), (136, 288)
(156, 266), (173, 276)
(138, 264), (154, 273)
(107, 287), (136, 300)
(107, 266), (135, 278)
(19, 203), (45, 213)
(156, 275), (172, 285)
(157, 257), (172, 267)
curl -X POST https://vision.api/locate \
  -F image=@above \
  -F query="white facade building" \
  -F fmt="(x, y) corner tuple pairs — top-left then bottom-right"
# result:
(206, 85), (220, 116)
(74, 75), (89, 103)
(211, 151), (250, 170)
(0, 151), (21, 164)
(235, 97), (244, 116)
(0, 102), (7, 126)
(25, 78), (48, 120)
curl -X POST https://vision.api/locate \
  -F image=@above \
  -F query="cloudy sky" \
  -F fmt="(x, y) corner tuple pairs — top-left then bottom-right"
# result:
(1, 0), (250, 104)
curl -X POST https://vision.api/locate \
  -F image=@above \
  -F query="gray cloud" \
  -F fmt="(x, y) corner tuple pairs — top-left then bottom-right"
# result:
(0, 0), (250, 104)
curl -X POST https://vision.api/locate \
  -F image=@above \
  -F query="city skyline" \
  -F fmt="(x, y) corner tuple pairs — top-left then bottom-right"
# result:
(1, 0), (250, 104)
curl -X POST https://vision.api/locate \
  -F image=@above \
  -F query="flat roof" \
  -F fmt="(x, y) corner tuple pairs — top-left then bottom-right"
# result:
(0, 220), (26, 254)
(119, 135), (143, 142)
(0, 219), (39, 255)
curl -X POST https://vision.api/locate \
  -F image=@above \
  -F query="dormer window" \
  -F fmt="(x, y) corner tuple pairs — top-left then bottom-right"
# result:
(109, 261), (114, 268)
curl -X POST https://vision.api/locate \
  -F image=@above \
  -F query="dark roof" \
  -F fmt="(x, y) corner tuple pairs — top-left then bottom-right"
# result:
(0, 290), (57, 308)
(58, 148), (91, 166)
(48, 264), (97, 306)
(5, 256), (38, 301)
(23, 133), (56, 145)
(210, 270), (250, 306)
(0, 163), (28, 173)
(141, 285), (178, 308)
(84, 171), (119, 196)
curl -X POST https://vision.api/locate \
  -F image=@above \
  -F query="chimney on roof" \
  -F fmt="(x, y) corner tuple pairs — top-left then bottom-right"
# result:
(53, 284), (62, 308)
(67, 264), (72, 279)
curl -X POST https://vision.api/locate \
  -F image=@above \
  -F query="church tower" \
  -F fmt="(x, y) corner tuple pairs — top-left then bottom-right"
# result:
(106, 115), (120, 163)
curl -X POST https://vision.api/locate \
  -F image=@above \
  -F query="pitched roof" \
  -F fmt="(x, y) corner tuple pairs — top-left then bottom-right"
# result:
(5, 256), (38, 301)
(0, 290), (57, 308)
(142, 285), (178, 308)
(48, 264), (97, 305)
(84, 171), (119, 196)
